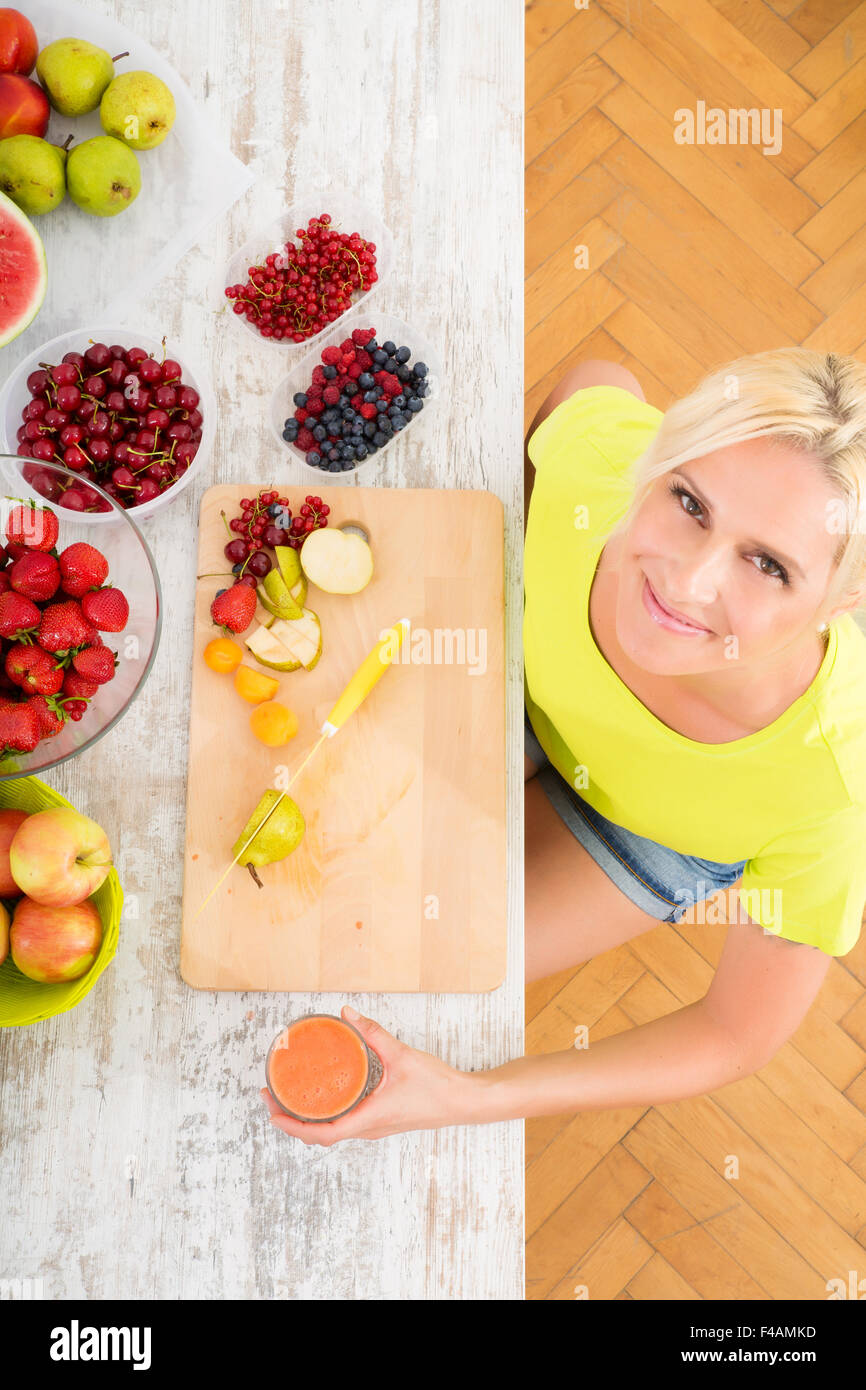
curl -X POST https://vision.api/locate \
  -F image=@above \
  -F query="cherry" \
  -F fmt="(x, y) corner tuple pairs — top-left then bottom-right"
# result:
(247, 552), (271, 577)
(62, 351), (85, 370)
(63, 445), (88, 470)
(31, 439), (55, 461)
(225, 539), (249, 563)
(177, 386), (199, 411)
(137, 479), (160, 502)
(60, 490), (87, 512)
(160, 359), (182, 383)
(51, 362), (78, 386)
(84, 342), (111, 369)
(60, 424), (85, 447)
(138, 357), (162, 383)
(56, 384), (81, 411)
(154, 385), (177, 410)
(27, 369), (49, 395)
(125, 347), (147, 367)
(84, 375), (106, 398)
(112, 466), (135, 489)
(106, 359), (127, 388)
(89, 439), (111, 464)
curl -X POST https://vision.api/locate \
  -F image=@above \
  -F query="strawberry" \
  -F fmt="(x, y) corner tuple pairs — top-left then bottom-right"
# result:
(5, 645), (63, 696)
(0, 699), (40, 753)
(27, 694), (65, 739)
(72, 645), (116, 684)
(9, 551), (60, 603)
(62, 671), (98, 699)
(5, 503), (59, 553)
(80, 587), (129, 633)
(211, 583), (256, 634)
(0, 574), (10, 594)
(58, 542), (109, 598)
(0, 591), (40, 640)
(36, 600), (95, 654)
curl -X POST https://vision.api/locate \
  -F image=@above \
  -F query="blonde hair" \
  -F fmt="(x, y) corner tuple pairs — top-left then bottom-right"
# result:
(614, 348), (866, 614)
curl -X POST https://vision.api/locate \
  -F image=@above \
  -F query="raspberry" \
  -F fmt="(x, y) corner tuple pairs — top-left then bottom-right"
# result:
(323, 386), (340, 406)
(347, 362), (363, 379)
(339, 338), (355, 354)
(311, 365), (327, 385)
(294, 407), (309, 423)
(381, 373), (402, 397)
(356, 350), (372, 368)
(360, 403), (378, 420)
(340, 351), (356, 367)
(304, 396), (324, 416)
(321, 346), (342, 366)
(296, 428), (315, 451)
(351, 327), (371, 345)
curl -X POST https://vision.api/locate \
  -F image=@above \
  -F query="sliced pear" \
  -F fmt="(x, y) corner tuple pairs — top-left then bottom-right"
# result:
(290, 574), (307, 608)
(269, 609), (322, 671)
(245, 624), (302, 672)
(299, 526), (373, 594)
(253, 598), (275, 629)
(275, 545), (301, 587)
(261, 568), (303, 620)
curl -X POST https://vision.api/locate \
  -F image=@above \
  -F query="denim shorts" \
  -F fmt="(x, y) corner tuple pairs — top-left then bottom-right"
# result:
(525, 708), (747, 923)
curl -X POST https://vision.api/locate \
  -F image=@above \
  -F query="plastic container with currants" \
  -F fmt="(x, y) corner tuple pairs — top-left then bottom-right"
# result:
(0, 327), (215, 522)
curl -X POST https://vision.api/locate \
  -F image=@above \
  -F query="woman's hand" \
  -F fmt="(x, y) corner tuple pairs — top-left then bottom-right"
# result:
(260, 1005), (484, 1145)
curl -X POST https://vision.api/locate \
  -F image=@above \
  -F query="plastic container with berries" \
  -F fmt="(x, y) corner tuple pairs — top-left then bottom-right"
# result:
(268, 312), (442, 477)
(221, 194), (394, 354)
(0, 457), (161, 778)
(0, 327), (216, 522)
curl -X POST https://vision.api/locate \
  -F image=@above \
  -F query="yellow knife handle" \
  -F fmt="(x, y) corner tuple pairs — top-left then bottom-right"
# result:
(321, 618), (410, 736)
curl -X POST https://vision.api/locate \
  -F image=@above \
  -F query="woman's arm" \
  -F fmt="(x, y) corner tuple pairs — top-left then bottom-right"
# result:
(524, 359), (645, 533)
(472, 914), (831, 1121)
(261, 915), (831, 1143)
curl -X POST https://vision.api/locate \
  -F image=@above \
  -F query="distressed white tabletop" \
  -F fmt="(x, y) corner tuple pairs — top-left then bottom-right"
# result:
(0, 0), (524, 1300)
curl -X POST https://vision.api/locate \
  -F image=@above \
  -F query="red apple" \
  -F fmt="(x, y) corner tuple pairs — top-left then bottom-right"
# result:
(0, 807), (28, 896)
(9, 807), (112, 907)
(0, 901), (9, 965)
(0, 72), (49, 137)
(0, 9), (38, 75)
(10, 896), (102, 982)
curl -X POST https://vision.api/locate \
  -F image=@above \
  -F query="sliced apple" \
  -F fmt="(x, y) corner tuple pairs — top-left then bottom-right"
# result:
(269, 609), (322, 671)
(299, 527), (373, 594)
(244, 624), (302, 673)
(261, 568), (303, 620)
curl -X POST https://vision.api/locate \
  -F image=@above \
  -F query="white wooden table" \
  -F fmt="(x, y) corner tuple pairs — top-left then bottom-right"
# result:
(0, 0), (524, 1300)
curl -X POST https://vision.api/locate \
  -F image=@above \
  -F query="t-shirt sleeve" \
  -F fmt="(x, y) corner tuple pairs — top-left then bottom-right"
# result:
(737, 802), (866, 956)
(527, 384), (664, 478)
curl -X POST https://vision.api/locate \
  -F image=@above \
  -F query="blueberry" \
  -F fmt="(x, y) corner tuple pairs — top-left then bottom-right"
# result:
(328, 461), (341, 472)
(416, 383), (428, 398)
(341, 460), (355, 471)
(362, 390), (378, 404)
(382, 340), (396, 355)
(395, 346), (411, 364)
(293, 392), (308, 408)
(407, 397), (423, 412)
(305, 450), (321, 466)
(393, 394), (406, 409)
(373, 430), (388, 447)
(323, 364), (337, 379)
(384, 357), (398, 373)
(379, 418), (393, 435)
(215, 587), (226, 598)
(328, 448), (340, 462)
(414, 362), (427, 377)
(364, 421), (377, 438)
(355, 443), (368, 460)
(391, 414), (406, 430)
(358, 372), (375, 389)
(345, 382), (359, 397)
(365, 339), (378, 352)
(396, 364), (411, 383)
(282, 428), (293, 441)
(312, 425), (326, 442)
(372, 349), (387, 366)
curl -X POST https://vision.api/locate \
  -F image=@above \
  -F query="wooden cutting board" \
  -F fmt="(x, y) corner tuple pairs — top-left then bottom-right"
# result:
(180, 484), (506, 992)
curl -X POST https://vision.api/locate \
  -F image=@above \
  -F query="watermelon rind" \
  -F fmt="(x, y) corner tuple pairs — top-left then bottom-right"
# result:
(0, 190), (47, 349)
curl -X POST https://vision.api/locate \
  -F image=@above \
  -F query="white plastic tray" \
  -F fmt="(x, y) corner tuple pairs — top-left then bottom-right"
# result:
(268, 311), (442, 478)
(222, 192), (393, 356)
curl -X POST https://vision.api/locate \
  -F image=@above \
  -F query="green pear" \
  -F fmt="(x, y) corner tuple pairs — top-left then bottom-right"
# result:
(232, 790), (305, 888)
(36, 38), (125, 117)
(100, 70), (175, 150)
(0, 135), (68, 215)
(261, 568), (303, 620)
(67, 136), (141, 218)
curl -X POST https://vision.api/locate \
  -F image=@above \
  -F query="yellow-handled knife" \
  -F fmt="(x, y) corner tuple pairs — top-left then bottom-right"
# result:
(195, 618), (410, 915)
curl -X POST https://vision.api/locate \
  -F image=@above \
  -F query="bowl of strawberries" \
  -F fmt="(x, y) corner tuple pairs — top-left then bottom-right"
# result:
(0, 457), (161, 777)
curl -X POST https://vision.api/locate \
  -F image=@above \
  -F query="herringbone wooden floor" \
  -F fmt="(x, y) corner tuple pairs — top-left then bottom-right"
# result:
(525, 0), (866, 1300)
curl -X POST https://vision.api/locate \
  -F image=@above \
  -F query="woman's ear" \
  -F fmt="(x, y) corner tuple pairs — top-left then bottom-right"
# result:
(825, 584), (866, 625)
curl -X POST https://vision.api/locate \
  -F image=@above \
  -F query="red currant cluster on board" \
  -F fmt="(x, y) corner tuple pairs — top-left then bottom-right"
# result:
(0, 503), (130, 756)
(224, 213), (378, 343)
(223, 488), (331, 585)
(16, 341), (203, 511)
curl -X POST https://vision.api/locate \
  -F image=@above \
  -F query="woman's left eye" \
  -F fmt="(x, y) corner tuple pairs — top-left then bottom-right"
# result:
(667, 481), (702, 517)
(752, 554), (789, 584)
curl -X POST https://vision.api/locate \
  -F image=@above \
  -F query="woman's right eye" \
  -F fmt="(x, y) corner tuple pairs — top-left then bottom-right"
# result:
(667, 480), (702, 518)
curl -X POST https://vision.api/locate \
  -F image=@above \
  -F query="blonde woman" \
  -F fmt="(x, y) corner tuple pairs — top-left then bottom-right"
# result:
(263, 348), (866, 1144)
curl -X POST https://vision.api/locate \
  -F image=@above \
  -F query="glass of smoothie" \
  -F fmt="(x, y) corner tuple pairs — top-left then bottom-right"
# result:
(265, 1013), (383, 1122)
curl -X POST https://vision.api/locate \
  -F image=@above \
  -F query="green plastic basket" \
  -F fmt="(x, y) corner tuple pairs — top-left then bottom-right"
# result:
(0, 777), (123, 1027)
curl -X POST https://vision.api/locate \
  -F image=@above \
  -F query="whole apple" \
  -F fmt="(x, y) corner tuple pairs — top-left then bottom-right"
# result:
(0, 900), (9, 965)
(0, 72), (49, 137)
(0, 8), (38, 76)
(10, 896), (102, 982)
(10, 807), (112, 907)
(0, 807), (28, 895)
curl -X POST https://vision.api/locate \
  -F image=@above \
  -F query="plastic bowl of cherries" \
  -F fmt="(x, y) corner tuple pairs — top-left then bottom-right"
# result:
(0, 327), (216, 522)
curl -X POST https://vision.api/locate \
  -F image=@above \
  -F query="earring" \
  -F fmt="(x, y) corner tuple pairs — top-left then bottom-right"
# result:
(818, 621), (829, 632)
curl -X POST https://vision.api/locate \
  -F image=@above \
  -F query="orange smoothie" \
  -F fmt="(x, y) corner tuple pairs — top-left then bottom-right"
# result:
(266, 1014), (372, 1121)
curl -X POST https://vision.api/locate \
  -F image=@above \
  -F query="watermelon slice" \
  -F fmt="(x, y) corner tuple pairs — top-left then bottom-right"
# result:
(0, 189), (46, 348)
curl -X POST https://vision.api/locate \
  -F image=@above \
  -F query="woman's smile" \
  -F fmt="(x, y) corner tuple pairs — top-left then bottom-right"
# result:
(641, 575), (714, 636)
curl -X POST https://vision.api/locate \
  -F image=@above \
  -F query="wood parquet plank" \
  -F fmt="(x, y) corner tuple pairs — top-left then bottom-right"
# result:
(525, 0), (866, 1302)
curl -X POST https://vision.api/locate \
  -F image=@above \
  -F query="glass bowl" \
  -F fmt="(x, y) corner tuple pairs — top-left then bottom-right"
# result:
(0, 325), (216, 522)
(0, 456), (161, 779)
(222, 192), (394, 355)
(268, 310), (443, 476)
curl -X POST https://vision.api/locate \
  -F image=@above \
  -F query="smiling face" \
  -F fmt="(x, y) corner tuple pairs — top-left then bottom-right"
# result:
(612, 438), (845, 675)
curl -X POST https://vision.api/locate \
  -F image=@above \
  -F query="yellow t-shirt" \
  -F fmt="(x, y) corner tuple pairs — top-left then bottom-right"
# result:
(524, 384), (866, 956)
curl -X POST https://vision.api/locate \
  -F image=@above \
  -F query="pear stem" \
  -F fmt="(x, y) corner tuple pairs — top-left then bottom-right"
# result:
(112, 51), (130, 62)
(246, 863), (264, 889)
(60, 134), (74, 152)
